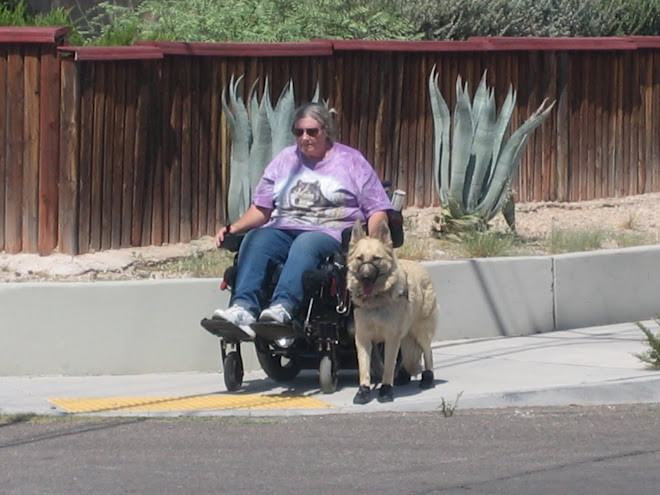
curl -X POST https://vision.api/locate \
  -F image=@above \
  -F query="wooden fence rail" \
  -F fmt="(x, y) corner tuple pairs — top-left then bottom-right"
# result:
(2, 29), (660, 254)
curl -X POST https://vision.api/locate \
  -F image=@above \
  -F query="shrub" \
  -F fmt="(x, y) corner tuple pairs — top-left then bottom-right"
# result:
(634, 319), (660, 370)
(81, 0), (418, 45)
(401, 0), (659, 40)
(601, 0), (660, 36)
(7, 0), (659, 44)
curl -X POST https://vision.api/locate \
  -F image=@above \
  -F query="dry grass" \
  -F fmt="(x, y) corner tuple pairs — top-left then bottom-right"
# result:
(111, 212), (660, 283)
(161, 222), (658, 279)
(619, 211), (640, 230)
(135, 248), (235, 279)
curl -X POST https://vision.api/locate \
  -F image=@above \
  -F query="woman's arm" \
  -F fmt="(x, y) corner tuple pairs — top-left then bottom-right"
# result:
(366, 210), (389, 235)
(215, 205), (273, 247)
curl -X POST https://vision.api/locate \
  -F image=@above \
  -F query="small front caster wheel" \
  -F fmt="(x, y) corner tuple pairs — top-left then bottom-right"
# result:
(223, 351), (244, 392)
(319, 354), (338, 394)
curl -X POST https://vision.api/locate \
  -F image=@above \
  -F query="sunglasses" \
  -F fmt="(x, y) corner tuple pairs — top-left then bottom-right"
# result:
(292, 127), (321, 137)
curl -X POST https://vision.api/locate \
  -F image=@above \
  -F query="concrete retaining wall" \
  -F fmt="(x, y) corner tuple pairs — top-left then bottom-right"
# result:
(430, 256), (554, 340)
(553, 246), (660, 330)
(2, 245), (659, 376)
(0, 279), (230, 376)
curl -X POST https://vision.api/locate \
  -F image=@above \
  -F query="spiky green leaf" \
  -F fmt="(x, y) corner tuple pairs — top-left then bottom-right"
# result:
(479, 99), (555, 219)
(449, 76), (473, 216)
(490, 85), (516, 181)
(271, 80), (296, 156)
(467, 73), (496, 210)
(221, 74), (252, 222)
(249, 81), (273, 192)
(428, 65), (451, 205)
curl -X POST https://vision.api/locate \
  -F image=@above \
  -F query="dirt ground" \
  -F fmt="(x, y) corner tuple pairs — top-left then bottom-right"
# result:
(2, 192), (660, 283)
(406, 192), (660, 241)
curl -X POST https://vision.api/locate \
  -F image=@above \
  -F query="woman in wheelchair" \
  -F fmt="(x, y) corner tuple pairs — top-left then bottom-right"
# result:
(212, 102), (393, 339)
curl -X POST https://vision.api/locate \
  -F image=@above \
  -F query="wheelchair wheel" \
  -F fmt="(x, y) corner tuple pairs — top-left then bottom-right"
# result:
(319, 354), (338, 394)
(223, 351), (243, 392)
(256, 349), (300, 382)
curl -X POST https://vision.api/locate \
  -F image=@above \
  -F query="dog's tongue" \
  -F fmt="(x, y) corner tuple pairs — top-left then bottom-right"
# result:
(362, 283), (374, 297)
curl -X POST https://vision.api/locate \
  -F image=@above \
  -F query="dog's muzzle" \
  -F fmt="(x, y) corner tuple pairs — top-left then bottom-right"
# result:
(357, 262), (379, 283)
(356, 262), (379, 296)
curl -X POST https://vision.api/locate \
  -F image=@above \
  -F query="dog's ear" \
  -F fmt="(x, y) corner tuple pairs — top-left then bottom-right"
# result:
(374, 220), (393, 247)
(350, 220), (366, 246)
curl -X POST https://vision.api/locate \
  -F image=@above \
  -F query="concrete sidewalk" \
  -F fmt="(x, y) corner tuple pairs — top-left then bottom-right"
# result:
(2, 322), (660, 417)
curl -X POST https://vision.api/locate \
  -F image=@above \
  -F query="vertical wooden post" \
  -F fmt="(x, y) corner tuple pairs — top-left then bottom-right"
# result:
(0, 47), (7, 251)
(23, 46), (40, 253)
(132, 60), (155, 247)
(38, 47), (61, 254)
(5, 46), (24, 253)
(555, 52), (569, 202)
(58, 55), (80, 255)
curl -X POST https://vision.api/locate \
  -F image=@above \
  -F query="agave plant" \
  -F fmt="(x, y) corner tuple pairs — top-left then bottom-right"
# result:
(428, 66), (555, 233)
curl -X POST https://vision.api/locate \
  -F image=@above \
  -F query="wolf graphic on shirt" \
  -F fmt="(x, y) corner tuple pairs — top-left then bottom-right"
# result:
(288, 180), (337, 210)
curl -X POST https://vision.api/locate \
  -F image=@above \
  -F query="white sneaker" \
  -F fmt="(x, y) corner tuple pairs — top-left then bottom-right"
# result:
(259, 304), (292, 324)
(212, 305), (256, 338)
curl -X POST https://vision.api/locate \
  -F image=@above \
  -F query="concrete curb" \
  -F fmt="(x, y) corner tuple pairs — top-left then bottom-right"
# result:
(2, 245), (659, 376)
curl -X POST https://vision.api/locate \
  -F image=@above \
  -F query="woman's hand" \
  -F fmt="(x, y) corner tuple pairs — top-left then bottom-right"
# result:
(215, 205), (273, 248)
(215, 224), (231, 248)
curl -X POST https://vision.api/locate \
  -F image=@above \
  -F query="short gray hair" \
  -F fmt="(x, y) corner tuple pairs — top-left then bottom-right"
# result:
(292, 102), (336, 143)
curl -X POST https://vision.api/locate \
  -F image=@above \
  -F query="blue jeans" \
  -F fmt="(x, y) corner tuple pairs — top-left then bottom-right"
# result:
(231, 228), (341, 317)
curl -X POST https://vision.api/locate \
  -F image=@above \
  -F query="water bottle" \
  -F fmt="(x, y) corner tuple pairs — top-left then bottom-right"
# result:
(390, 190), (406, 211)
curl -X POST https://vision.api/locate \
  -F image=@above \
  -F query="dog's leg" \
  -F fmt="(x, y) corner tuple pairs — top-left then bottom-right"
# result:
(420, 343), (435, 389)
(418, 317), (436, 388)
(380, 336), (402, 386)
(378, 337), (402, 403)
(353, 331), (373, 405)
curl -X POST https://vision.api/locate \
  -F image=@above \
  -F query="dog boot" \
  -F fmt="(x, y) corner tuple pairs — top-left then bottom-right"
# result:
(394, 367), (411, 386)
(353, 385), (372, 405)
(420, 370), (435, 389)
(377, 384), (394, 403)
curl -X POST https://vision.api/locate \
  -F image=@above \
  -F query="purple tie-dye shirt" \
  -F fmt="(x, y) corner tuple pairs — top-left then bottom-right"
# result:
(251, 143), (393, 243)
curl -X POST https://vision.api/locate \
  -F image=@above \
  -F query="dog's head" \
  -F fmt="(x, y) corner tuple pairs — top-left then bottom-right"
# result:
(347, 220), (397, 300)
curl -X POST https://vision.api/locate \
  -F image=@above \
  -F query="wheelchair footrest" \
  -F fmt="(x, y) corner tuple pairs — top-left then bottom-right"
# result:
(251, 322), (299, 341)
(200, 317), (253, 341)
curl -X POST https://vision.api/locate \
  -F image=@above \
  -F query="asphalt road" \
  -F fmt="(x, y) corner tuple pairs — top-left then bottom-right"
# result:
(2, 404), (660, 494)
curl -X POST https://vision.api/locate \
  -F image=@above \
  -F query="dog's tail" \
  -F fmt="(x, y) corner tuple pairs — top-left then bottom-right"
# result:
(399, 335), (423, 375)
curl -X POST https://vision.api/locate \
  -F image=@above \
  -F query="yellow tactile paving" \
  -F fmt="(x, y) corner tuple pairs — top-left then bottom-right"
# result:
(49, 394), (332, 414)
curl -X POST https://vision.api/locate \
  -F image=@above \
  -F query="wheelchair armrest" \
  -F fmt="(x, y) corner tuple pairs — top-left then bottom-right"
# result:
(220, 233), (244, 253)
(387, 210), (404, 248)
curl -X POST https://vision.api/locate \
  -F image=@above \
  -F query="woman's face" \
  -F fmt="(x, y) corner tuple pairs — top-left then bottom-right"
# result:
(293, 116), (328, 161)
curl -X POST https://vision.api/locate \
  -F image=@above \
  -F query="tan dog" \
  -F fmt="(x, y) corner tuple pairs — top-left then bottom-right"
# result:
(347, 220), (438, 404)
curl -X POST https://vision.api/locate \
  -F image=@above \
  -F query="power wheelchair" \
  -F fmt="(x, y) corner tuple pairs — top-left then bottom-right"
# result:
(200, 197), (405, 394)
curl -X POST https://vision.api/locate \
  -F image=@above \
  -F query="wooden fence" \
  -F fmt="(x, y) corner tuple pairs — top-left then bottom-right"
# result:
(2, 29), (660, 254)
(0, 27), (68, 254)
